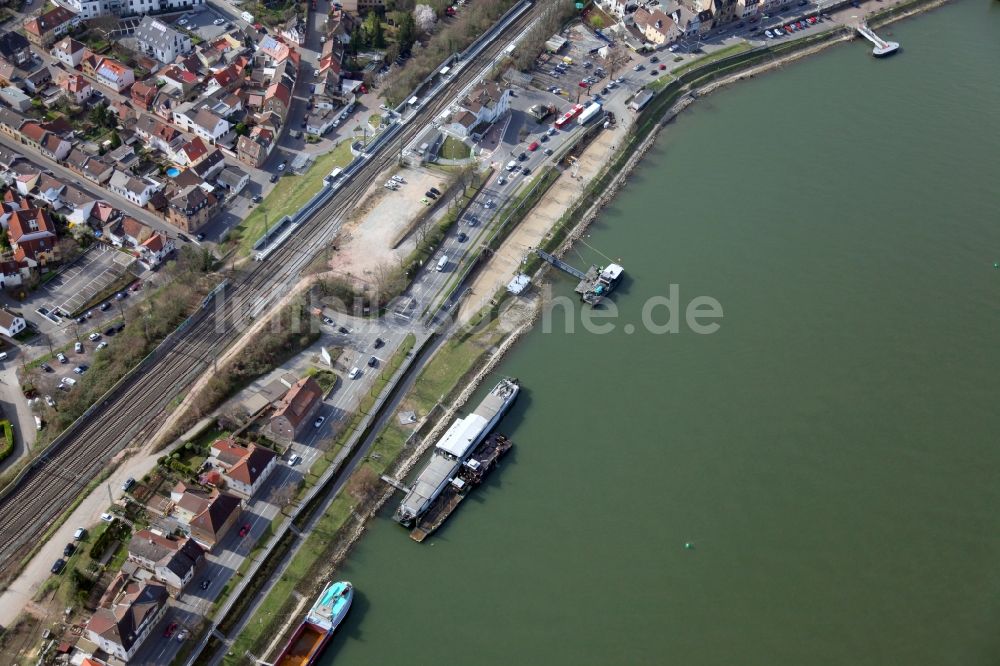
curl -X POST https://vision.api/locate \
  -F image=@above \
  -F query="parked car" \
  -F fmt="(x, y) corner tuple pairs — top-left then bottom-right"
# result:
(348, 367), (360, 379)
(543, 148), (554, 156)
(200, 579), (210, 590)
(323, 316), (334, 325)
(97, 341), (108, 350)
(367, 356), (378, 368)
(51, 559), (66, 574)
(338, 326), (349, 334)
(429, 187), (441, 196)
(41, 363), (53, 372)
(63, 543), (75, 557)
(100, 302), (111, 311)
(528, 141), (539, 151)
(374, 337), (385, 349)
(164, 622), (178, 638)
(74, 342), (83, 353)
(425, 190), (437, 199)
(44, 395), (55, 407)
(252, 194), (263, 203)
(61, 377), (76, 387)
(457, 232), (468, 242)
(269, 174), (279, 183)
(313, 416), (326, 429)
(239, 523), (251, 537)
(121, 477), (135, 492)
(88, 332), (100, 341)
(57, 353), (68, 364)
(100, 512), (114, 522)
(73, 527), (86, 540)
(73, 365), (88, 375)
(522, 167), (531, 176)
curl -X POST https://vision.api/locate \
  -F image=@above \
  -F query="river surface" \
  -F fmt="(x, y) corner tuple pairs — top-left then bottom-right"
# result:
(321, 3), (1000, 664)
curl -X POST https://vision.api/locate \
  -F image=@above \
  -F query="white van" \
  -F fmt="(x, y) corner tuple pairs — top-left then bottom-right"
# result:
(506, 160), (518, 172)
(0, 352), (7, 361)
(436, 255), (448, 272)
(348, 367), (361, 379)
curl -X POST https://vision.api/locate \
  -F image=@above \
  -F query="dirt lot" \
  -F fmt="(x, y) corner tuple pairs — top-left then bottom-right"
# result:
(331, 167), (453, 285)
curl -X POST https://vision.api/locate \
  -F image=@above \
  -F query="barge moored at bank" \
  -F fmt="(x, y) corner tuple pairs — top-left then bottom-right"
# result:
(393, 378), (519, 526)
(274, 581), (353, 666)
(409, 433), (514, 542)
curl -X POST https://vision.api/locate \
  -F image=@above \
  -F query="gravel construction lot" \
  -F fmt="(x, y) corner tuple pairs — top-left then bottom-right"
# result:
(332, 167), (452, 283)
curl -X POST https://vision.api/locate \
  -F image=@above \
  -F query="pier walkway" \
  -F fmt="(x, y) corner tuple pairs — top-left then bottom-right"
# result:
(536, 249), (589, 280)
(856, 23), (900, 56)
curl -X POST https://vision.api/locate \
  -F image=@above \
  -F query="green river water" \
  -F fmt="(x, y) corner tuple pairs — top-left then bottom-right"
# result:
(321, 3), (1000, 663)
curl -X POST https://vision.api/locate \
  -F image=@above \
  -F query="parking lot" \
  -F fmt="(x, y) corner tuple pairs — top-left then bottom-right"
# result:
(39, 245), (135, 319)
(532, 24), (627, 105)
(172, 6), (233, 42)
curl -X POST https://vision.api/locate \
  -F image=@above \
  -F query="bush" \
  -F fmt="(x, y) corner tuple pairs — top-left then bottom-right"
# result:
(0, 420), (12, 463)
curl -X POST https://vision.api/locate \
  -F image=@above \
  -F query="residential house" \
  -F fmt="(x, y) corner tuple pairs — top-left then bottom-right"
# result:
(175, 107), (230, 145)
(34, 173), (66, 207)
(175, 137), (209, 167)
(0, 309), (26, 337)
(0, 260), (29, 288)
(256, 35), (291, 66)
(20, 122), (70, 161)
(236, 125), (273, 168)
(166, 184), (216, 232)
(0, 107), (25, 139)
(89, 200), (120, 227)
(107, 215), (152, 248)
(138, 231), (174, 268)
(84, 581), (167, 662)
(263, 82), (291, 118)
(61, 184), (98, 226)
(0, 86), (31, 112)
(135, 114), (183, 154)
(8, 207), (58, 265)
(94, 57), (134, 92)
(21, 66), (51, 94)
(269, 376), (323, 442)
(189, 149), (225, 181)
(108, 171), (160, 207)
(305, 108), (337, 137)
(169, 486), (242, 549)
(0, 32), (32, 68)
(205, 63), (242, 96)
(59, 72), (91, 104)
(126, 530), (203, 592)
(157, 64), (199, 96)
(130, 80), (158, 110)
(50, 37), (86, 67)
(82, 156), (114, 184)
(209, 439), (277, 498)
(134, 16), (192, 65)
(600, 0), (637, 17)
(459, 81), (510, 130)
(281, 17), (306, 46)
(217, 165), (248, 195)
(666, 3), (701, 37)
(339, 0), (385, 12)
(633, 8), (680, 46)
(62, 0), (206, 19)
(710, 0), (740, 27)
(23, 7), (79, 48)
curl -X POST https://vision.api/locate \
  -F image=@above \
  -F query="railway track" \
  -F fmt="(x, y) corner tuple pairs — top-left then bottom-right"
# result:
(0, 4), (540, 577)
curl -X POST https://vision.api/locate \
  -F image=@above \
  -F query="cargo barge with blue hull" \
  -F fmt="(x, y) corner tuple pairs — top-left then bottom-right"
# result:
(393, 378), (519, 527)
(274, 581), (353, 666)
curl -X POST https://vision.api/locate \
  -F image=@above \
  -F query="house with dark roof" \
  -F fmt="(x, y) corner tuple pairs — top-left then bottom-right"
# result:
(269, 376), (323, 442)
(0, 32), (32, 67)
(82, 156), (114, 184)
(106, 215), (153, 248)
(217, 164), (248, 194)
(0, 107), (26, 140)
(0, 259), (30, 288)
(84, 581), (167, 661)
(108, 170), (160, 207)
(169, 486), (242, 549)
(236, 125), (273, 168)
(190, 148), (225, 181)
(23, 7), (79, 47)
(127, 530), (204, 592)
(166, 183), (217, 232)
